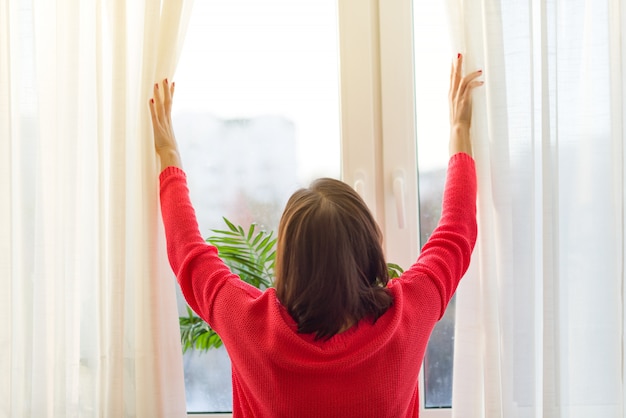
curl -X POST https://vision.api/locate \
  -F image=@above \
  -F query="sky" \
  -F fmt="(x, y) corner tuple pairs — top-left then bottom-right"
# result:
(173, 0), (452, 181)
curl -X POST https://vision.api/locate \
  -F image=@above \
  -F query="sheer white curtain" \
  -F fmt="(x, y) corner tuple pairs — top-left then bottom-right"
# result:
(446, 0), (625, 416)
(0, 0), (193, 416)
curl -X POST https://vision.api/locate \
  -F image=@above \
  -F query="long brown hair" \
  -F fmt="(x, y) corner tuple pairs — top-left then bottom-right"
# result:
(274, 178), (393, 340)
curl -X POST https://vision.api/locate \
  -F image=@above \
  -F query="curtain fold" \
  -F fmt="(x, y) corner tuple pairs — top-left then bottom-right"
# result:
(0, 0), (193, 416)
(0, 0), (14, 414)
(446, 0), (625, 416)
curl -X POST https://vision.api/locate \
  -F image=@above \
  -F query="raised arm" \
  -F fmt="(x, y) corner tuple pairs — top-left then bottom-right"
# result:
(401, 55), (482, 318)
(149, 79), (247, 324)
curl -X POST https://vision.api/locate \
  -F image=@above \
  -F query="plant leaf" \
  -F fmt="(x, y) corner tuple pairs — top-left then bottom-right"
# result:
(224, 217), (238, 232)
(247, 223), (256, 241)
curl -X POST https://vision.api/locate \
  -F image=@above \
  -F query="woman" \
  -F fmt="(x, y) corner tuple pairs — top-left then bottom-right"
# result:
(150, 54), (482, 417)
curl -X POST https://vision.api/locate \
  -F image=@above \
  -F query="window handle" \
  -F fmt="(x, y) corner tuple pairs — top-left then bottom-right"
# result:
(353, 170), (366, 198)
(393, 170), (406, 229)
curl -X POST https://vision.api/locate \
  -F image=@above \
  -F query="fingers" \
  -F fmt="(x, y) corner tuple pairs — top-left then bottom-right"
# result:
(455, 53), (463, 82)
(459, 70), (483, 97)
(450, 54), (483, 97)
(149, 78), (175, 121)
(450, 56), (483, 99)
(149, 97), (158, 126)
(450, 53), (462, 97)
(153, 82), (164, 121)
(448, 55), (484, 127)
(163, 79), (172, 114)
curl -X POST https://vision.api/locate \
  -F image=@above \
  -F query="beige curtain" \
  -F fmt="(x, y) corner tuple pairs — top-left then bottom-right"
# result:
(0, 0), (193, 416)
(446, 0), (626, 416)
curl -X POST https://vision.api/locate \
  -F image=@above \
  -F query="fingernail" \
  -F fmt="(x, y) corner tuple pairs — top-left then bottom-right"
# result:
(150, 98), (154, 103)
(457, 53), (461, 59)
(165, 78), (168, 84)
(155, 83), (159, 89)
(478, 69), (483, 72)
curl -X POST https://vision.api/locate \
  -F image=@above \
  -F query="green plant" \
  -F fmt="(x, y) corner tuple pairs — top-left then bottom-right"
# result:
(179, 217), (403, 353)
(179, 217), (276, 352)
(206, 217), (276, 289)
(386, 262), (404, 279)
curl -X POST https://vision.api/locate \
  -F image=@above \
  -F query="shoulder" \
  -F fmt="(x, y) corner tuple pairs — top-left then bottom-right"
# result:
(387, 273), (444, 322)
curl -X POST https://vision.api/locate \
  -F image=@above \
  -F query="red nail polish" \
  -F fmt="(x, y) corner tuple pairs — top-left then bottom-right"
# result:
(165, 78), (168, 84)
(457, 53), (461, 59)
(150, 98), (154, 103)
(155, 83), (159, 89)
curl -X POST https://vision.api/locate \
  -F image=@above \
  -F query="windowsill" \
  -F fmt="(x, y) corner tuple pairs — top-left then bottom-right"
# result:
(188, 411), (450, 417)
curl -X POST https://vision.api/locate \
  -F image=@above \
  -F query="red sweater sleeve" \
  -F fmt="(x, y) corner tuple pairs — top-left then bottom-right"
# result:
(401, 152), (477, 318)
(159, 166), (261, 324)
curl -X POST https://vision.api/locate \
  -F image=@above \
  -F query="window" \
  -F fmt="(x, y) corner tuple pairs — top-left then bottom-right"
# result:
(176, 0), (458, 415)
(413, 0), (456, 409)
(376, 0), (457, 413)
(173, 0), (341, 413)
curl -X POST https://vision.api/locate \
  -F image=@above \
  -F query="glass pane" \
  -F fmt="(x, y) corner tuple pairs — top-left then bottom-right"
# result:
(172, 0), (340, 413)
(413, 0), (455, 409)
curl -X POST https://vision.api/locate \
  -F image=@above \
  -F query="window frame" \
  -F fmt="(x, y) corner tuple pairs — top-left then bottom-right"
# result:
(337, 0), (421, 284)
(339, 1), (451, 416)
(185, 0), (452, 416)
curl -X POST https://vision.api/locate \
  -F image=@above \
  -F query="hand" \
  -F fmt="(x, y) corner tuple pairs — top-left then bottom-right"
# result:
(149, 79), (182, 170)
(448, 54), (483, 156)
(449, 54), (483, 128)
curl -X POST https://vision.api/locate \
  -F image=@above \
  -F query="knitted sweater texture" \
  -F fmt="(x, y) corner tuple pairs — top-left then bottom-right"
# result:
(159, 152), (477, 418)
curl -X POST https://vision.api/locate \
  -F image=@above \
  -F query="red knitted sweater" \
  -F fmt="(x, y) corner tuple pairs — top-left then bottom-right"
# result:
(159, 152), (477, 418)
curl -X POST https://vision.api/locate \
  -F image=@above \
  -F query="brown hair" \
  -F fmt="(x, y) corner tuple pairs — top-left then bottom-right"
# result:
(274, 178), (393, 340)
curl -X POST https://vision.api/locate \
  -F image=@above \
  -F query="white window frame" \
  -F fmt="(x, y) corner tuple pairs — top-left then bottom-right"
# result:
(339, 1), (450, 417)
(338, 0), (420, 277)
(187, 0), (451, 416)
